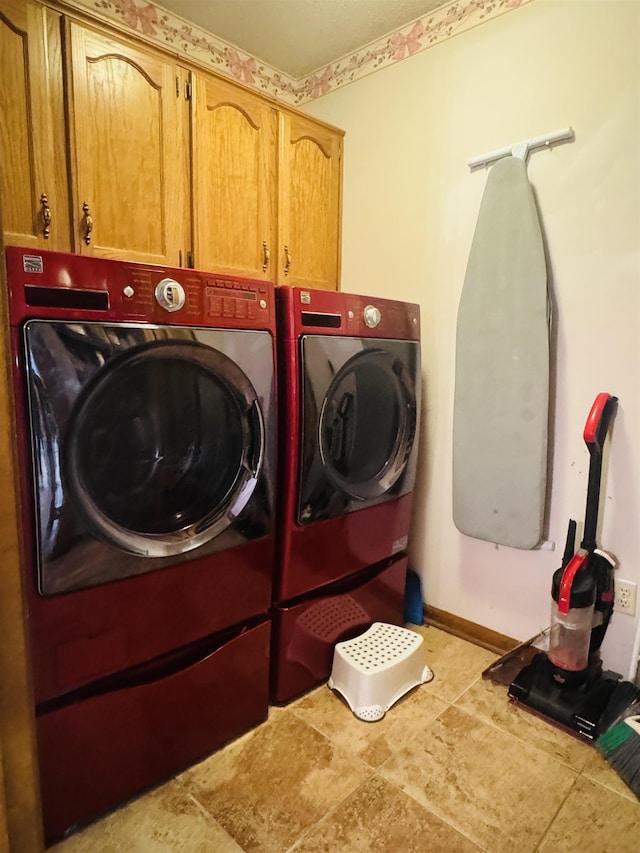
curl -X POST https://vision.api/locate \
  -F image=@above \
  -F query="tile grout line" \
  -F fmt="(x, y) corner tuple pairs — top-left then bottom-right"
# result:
(284, 769), (379, 853)
(284, 691), (478, 853)
(383, 768), (493, 852)
(182, 790), (238, 840)
(532, 773), (582, 852)
(381, 696), (582, 853)
(289, 688), (452, 766)
(370, 764), (488, 852)
(450, 677), (600, 776)
(449, 698), (589, 775)
(577, 765), (640, 806)
(369, 699), (492, 852)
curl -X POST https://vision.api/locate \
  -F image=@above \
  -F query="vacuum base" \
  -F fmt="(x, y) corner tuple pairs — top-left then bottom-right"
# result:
(508, 653), (620, 740)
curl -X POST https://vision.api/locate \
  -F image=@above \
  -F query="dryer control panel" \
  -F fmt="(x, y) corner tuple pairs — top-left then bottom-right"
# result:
(281, 286), (420, 341)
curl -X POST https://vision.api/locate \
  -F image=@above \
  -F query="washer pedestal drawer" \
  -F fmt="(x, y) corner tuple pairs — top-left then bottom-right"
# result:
(36, 619), (270, 844)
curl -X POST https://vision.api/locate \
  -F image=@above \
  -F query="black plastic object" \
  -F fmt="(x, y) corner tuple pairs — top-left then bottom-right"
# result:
(561, 519), (577, 568)
(509, 652), (619, 740)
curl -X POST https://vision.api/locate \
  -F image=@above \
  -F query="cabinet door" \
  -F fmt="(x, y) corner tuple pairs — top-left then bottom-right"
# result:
(192, 73), (277, 279)
(67, 23), (189, 264)
(0, 0), (69, 250)
(278, 113), (342, 290)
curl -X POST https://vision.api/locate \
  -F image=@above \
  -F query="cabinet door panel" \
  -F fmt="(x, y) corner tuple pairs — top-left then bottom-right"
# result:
(192, 74), (276, 279)
(68, 24), (187, 264)
(278, 113), (342, 290)
(0, 0), (69, 249)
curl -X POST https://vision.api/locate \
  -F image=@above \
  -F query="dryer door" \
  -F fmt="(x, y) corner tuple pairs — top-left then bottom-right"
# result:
(298, 336), (420, 524)
(23, 321), (274, 594)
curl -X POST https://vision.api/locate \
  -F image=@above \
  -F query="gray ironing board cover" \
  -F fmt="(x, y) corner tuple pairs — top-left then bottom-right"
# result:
(453, 155), (549, 549)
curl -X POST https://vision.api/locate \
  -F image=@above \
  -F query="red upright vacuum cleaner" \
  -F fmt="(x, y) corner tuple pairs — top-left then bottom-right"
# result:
(509, 393), (619, 739)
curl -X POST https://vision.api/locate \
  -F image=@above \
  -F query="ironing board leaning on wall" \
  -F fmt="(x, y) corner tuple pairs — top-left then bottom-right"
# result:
(453, 152), (550, 550)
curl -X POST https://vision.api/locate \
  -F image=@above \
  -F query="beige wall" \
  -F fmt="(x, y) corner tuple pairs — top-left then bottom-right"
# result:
(305, 0), (640, 677)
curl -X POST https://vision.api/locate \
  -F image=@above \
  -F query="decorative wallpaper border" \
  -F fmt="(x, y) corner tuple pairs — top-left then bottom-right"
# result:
(64, 0), (534, 105)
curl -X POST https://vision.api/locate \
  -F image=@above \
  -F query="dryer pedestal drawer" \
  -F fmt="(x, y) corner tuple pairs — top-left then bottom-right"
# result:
(270, 556), (407, 705)
(280, 494), (414, 600)
(36, 620), (270, 844)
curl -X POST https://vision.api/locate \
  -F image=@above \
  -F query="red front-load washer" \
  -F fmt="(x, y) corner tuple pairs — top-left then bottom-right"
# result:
(272, 286), (421, 703)
(5, 246), (277, 842)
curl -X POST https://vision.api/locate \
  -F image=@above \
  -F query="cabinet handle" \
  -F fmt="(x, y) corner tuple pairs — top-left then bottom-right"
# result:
(262, 241), (270, 272)
(82, 202), (93, 245)
(40, 193), (52, 239)
(284, 245), (292, 276)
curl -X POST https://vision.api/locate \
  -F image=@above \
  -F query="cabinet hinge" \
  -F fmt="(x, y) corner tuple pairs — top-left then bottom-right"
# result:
(176, 76), (180, 97)
(187, 251), (194, 269)
(185, 80), (192, 100)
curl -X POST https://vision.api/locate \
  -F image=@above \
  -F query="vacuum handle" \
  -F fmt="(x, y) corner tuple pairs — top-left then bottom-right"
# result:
(581, 393), (618, 551)
(583, 393), (617, 454)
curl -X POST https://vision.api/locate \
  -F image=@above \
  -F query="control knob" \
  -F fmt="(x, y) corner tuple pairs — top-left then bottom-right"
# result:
(155, 278), (186, 312)
(363, 304), (381, 328)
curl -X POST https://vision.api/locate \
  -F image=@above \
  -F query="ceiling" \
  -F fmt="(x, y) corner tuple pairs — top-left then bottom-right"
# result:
(157, 0), (446, 78)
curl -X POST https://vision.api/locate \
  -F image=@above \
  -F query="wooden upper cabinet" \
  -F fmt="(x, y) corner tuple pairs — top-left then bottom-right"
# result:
(0, 6), (343, 281)
(0, 0), (69, 250)
(67, 22), (189, 264)
(277, 112), (343, 290)
(191, 73), (277, 280)
(190, 74), (343, 288)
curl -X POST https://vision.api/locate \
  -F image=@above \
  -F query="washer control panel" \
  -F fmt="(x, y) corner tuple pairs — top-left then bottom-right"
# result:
(4, 246), (276, 329)
(121, 268), (272, 325)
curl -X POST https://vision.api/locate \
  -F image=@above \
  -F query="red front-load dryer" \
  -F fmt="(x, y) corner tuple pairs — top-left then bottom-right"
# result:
(5, 246), (277, 842)
(272, 286), (421, 703)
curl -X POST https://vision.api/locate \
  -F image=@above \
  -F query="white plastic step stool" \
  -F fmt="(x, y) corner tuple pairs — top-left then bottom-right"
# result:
(328, 622), (433, 722)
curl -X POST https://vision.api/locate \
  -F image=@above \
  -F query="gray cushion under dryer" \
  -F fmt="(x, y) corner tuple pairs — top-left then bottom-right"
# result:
(453, 155), (549, 549)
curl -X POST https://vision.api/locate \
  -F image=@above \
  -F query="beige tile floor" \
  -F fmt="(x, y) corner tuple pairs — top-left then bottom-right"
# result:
(51, 626), (640, 852)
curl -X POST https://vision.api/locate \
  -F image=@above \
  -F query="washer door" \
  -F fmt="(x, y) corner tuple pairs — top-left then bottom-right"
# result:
(298, 336), (420, 524)
(23, 320), (274, 594)
(65, 339), (264, 557)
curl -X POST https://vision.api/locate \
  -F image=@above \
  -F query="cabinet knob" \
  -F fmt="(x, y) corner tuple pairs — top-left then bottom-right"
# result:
(82, 202), (93, 245)
(262, 241), (270, 273)
(40, 193), (52, 239)
(284, 245), (292, 276)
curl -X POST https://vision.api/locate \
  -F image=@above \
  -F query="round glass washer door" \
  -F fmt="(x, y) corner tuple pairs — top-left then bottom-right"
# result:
(64, 339), (264, 557)
(318, 349), (417, 501)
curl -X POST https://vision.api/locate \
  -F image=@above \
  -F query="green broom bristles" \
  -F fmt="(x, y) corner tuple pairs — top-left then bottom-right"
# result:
(598, 717), (638, 751)
(596, 694), (640, 799)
